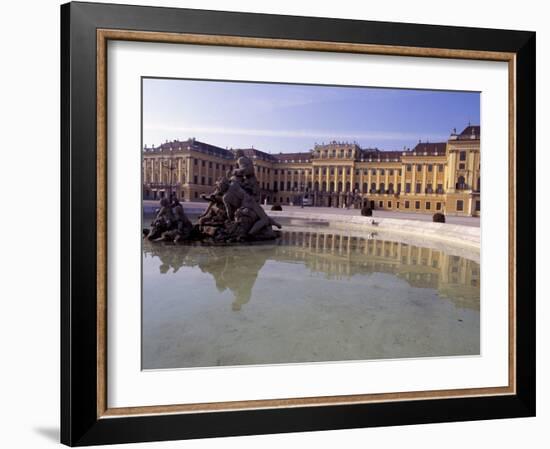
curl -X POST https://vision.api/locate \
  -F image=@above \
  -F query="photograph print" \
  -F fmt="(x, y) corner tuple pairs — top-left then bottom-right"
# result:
(141, 78), (481, 370)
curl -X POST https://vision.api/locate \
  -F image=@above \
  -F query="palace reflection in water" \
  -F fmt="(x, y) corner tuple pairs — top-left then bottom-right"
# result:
(142, 229), (480, 369)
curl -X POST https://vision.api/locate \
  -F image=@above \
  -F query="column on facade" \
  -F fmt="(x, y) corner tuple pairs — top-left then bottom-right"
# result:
(468, 150), (476, 188)
(367, 168), (372, 193)
(186, 157), (192, 185)
(421, 163), (427, 193)
(400, 164), (406, 194)
(411, 162), (416, 194)
(447, 151), (456, 192)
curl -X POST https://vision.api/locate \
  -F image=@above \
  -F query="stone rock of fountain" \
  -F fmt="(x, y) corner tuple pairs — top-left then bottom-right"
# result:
(144, 152), (282, 244)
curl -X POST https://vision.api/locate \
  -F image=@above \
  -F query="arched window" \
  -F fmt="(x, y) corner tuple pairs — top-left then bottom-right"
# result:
(314, 181), (319, 191)
(345, 182), (350, 192)
(322, 181), (327, 192)
(329, 181), (335, 192)
(380, 182), (385, 193)
(337, 182), (343, 192)
(370, 182), (376, 193)
(362, 182), (368, 193)
(388, 182), (394, 193)
(457, 175), (466, 190)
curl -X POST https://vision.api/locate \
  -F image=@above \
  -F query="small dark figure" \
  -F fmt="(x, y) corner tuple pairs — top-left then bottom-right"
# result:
(271, 204), (283, 211)
(433, 213), (446, 223)
(371, 219), (379, 226)
(361, 206), (372, 216)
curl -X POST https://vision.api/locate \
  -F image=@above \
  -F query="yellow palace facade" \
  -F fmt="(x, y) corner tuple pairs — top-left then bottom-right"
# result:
(142, 125), (481, 217)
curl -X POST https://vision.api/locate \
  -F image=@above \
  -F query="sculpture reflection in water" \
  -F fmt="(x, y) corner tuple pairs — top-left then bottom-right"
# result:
(143, 229), (480, 313)
(143, 150), (281, 243)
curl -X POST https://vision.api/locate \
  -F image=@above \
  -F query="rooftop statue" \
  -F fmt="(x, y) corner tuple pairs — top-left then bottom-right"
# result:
(144, 156), (282, 244)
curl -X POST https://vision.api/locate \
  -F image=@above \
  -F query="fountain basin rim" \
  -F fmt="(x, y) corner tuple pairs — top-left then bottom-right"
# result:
(268, 210), (480, 250)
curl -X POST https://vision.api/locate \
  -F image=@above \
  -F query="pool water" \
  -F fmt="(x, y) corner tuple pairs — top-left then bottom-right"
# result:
(142, 226), (480, 369)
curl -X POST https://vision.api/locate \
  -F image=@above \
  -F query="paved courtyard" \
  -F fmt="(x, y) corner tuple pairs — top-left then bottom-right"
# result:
(143, 200), (480, 227)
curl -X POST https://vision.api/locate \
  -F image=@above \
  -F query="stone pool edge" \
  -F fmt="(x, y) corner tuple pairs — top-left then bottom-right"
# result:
(267, 210), (480, 250)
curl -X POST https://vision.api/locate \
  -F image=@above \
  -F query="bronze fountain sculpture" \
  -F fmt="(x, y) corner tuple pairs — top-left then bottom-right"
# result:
(144, 150), (282, 244)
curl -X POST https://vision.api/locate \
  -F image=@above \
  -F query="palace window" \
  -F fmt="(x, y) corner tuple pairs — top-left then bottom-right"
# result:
(460, 151), (467, 161)
(208, 177), (212, 186)
(417, 164), (422, 171)
(287, 181), (291, 190)
(405, 183), (411, 193)
(279, 181), (284, 191)
(415, 201), (420, 209)
(201, 176), (205, 185)
(415, 183), (421, 194)
(193, 175), (198, 184)
(426, 201), (431, 210)
(476, 200), (481, 211)
(215, 163), (219, 169)
(209, 161), (212, 168)
(459, 163), (466, 170)
(406, 164), (411, 172)
(330, 182), (335, 192)
(426, 183), (433, 194)
(456, 176), (466, 190)
(457, 200), (464, 211)
(379, 201), (383, 208)
(370, 182), (376, 193)
(372, 169), (376, 175)
(388, 183), (394, 194)
(405, 201), (410, 208)
(436, 184), (444, 194)
(194, 192), (198, 198)
(428, 164), (433, 172)
(389, 169), (394, 176)
(194, 158), (197, 165)
(436, 202), (441, 211)
(388, 201), (392, 208)
(438, 164), (444, 171)
(380, 169), (385, 175)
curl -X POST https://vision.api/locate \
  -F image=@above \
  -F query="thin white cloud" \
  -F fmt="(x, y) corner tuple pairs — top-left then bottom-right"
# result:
(145, 124), (447, 142)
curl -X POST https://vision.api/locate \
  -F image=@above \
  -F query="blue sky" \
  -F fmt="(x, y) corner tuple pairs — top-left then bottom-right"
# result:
(142, 78), (480, 153)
